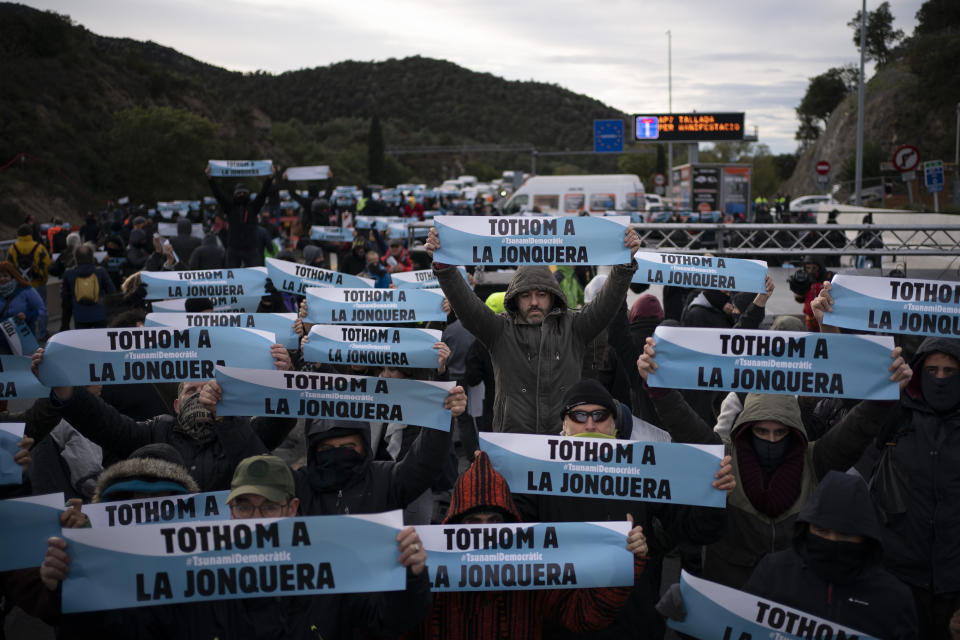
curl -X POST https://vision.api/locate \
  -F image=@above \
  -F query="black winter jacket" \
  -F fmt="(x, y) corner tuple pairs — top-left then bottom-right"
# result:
(208, 177), (273, 251)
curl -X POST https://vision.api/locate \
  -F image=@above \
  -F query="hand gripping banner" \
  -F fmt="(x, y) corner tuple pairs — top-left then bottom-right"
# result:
(647, 326), (898, 401)
(215, 366), (455, 431)
(826, 274), (960, 338)
(146, 313), (300, 350)
(632, 251), (767, 293)
(38, 328), (277, 386)
(61, 511), (406, 613)
(433, 215), (632, 266)
(480, 433), (726, 507)
(417, 521), (634, 592)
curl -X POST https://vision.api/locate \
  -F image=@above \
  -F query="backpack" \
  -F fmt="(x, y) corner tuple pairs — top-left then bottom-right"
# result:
(74, 272), (100, 305)
(13, 244), (38, 281)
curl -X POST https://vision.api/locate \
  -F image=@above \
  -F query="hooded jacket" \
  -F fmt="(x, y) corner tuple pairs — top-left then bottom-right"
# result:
(744, 471), (917, 640)
(436, 261), (637, 434)
(651, 389), (890, 588)
(169, 219), (201, 265)
(208, 176), (273, 251)
(293, 417), (452, 516)
(861, 336), (960, 594)
(407, 452), (639, 640)
(188, 233), (225, 270)
(0, 282), (46, 334)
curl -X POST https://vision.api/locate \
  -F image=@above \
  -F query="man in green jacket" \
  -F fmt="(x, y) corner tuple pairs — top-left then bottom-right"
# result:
(424, 225), (640, 435)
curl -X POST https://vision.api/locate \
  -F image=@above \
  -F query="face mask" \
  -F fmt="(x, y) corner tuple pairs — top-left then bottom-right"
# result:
(803, 533), (868, 584)
(703, 290), (730, 311)
(751, 433), (790, 473)
(920, 369), (960, 413)
(174, 393), (215, 441)
(309, 447), (365, 492)
(0, 280), (16, 297)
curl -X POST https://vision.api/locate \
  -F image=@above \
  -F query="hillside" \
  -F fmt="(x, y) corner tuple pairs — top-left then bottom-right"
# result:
(0, 3), (625, 235)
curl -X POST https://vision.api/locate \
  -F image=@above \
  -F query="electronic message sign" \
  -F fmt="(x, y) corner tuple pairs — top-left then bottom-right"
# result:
(634, 113), (744, 142)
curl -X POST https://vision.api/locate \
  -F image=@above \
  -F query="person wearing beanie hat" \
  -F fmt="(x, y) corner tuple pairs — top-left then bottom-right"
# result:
(205, 162), (277, 268)
(407, 451), (648, 640)
(424, 225), (642, 435)
(770, 314), (806, 332)
(559, 378), (620, 437)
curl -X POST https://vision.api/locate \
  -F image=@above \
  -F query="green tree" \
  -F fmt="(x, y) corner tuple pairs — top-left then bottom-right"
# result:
(915, 0), (960, 35)
(109, 106), (218, 201)
(848, 2), (904, 66)
(367, 115), (385, 184)
(794, 114), (823, 149)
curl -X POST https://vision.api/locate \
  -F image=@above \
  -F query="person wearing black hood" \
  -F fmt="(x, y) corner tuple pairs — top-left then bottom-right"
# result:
(657, 471), (918, 639)
(60, 245), (115, 329)
(206, 163), (277, 268)
(189, 232), (225, 270)
(100, 234), (129, 288)
(293, 383), (466, 518)
(801, 254), (835, 331)
(168, 218), (201, 265)
(839, 335), (960, 639)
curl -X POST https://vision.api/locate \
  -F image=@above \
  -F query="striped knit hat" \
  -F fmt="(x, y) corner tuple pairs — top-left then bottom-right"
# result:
(443, 451), (521, 524)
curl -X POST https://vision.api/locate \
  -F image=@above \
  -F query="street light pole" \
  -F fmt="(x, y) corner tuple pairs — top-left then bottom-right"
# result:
(667, 30), (673, 198)
(855, 0), (866, 207)
(953, 101), (959, 205)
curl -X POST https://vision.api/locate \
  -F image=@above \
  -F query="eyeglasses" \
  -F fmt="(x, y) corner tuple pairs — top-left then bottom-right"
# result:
(565, 409), (611, 424)
(229, 500), (288, 517)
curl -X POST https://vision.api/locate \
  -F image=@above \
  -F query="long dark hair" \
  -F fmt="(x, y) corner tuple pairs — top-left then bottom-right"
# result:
(0, 262), (30, 287)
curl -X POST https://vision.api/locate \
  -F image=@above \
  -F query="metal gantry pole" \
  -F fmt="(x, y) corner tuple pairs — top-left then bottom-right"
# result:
(855, 0), (867, 206)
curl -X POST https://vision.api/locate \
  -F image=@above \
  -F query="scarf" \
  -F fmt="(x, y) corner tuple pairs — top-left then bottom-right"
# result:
(735, 428), (805, 518)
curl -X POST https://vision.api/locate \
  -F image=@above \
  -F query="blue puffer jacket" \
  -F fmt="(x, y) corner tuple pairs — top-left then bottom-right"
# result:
(0, 284), (46, 337)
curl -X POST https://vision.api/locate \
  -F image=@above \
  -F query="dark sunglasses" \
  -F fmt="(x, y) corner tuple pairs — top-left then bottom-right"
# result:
(566, 409), (611, 424)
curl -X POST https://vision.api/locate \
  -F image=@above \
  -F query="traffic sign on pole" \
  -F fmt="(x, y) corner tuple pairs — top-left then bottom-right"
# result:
(892, 145), (920, 172)
(594, 120), (624, 153)
(653, 173), (666, 186)
(815, 160), (831, 175)
(924, 160), (944, 192)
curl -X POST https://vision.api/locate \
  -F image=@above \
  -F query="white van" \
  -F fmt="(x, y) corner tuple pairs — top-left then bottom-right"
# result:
(503, 174), (645, 215)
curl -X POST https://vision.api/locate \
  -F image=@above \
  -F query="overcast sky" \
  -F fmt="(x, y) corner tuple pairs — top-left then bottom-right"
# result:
(23, 0), (924, 154)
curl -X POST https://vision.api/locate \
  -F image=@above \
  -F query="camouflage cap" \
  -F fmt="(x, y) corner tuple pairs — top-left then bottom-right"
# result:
(227, 455), (294, 504)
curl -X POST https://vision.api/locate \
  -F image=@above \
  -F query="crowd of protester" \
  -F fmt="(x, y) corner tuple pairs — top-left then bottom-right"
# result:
(0, 168), (958, 640)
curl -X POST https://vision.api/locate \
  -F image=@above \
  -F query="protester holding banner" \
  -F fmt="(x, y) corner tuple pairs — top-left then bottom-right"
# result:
(127, 454), (432, 639)
(0, 262), (46, 346)
(637, 337), (912, 589)
(407, 451), (644, 640)
(424, 226), (641, 435)
(206, 162), (276, 268)
(293, 380), (465, 518)
(31, 346), (296, 491)
(509, 378), (732, 640)
(383, 238), (414, 274)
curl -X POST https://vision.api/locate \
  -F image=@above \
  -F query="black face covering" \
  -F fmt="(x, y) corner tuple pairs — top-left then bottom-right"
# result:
(751, 433), (791, 473)
(920, 370), (960, 413)
(803, 533), (869, 584)
(308, 447), (365, 492)
(703, 290), (730, 311)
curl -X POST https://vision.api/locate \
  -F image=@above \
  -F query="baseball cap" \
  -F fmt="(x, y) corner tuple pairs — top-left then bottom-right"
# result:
(227, 455), (294, 504)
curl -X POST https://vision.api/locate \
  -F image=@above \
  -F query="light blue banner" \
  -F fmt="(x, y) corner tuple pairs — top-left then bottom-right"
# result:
(433, 215), (632, 266)
(85, 491), (231, 528)
(1, 317), (39, 356)
(354, 216), (397, 231)
(668, 570), (880, 640)
(151, 296), (264, 313)
(309, 226), (355, 243)
(631, 251), (767, 293)
(826, 274), (960, 338)
(391, 266), (470, 289)
(266, 257), (372, 296)
(647, 326), (898, 401)
(0, 355), (50, 399)
(0, 423), (24, 485)
(305, 287), (446, 324)
(0, 493), (65, 571)
(417, 520), (633, 592)
(208, 159), (273, 178)
(38, 328), (277, 387)
(61, 511), (405, 613)
(303, 325), (441, 369)
(480, 432), (726, 508)
(141, 268), (267, 300)
(215, 366), (454, 431)
(145, 313), (299, 350)
(387, 221), (430, 240)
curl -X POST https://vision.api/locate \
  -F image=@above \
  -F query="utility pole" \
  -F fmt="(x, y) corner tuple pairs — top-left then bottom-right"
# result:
(855, 0), (866, 206)
(667, 30), (673, 199)
(953, 101), (959, 205)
